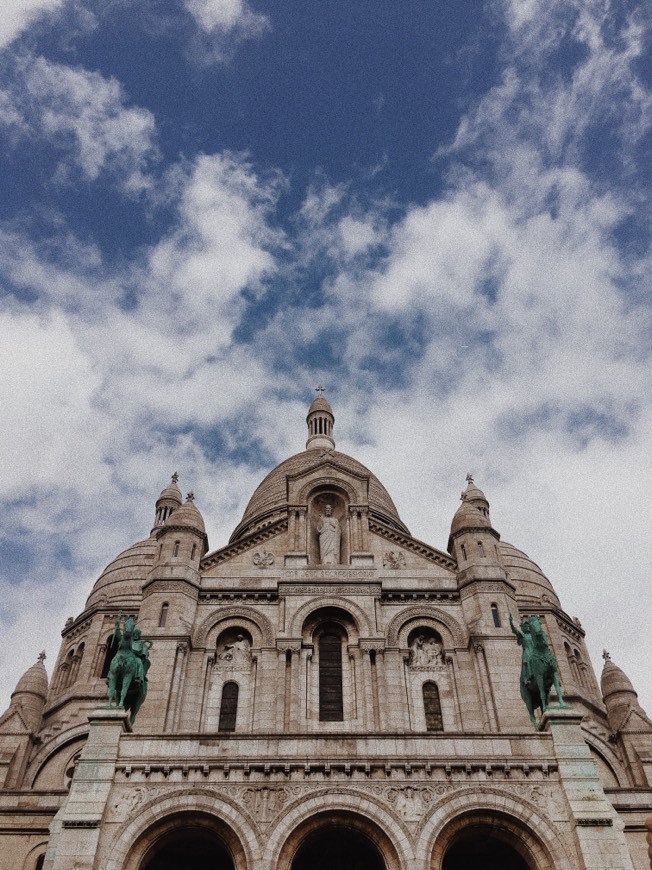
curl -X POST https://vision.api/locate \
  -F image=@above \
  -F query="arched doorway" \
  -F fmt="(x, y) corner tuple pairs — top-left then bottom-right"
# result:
(291, 824), (385, 870)
(138, 823), (235, 870)
(442, 824), (530, 870)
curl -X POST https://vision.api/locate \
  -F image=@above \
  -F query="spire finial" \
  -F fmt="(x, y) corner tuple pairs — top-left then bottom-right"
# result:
(38, 651), (46, 662)
(186, 491), (195, 502)
(602, 649), (611, 662)
(172, 471), (179, 484)
(315, 385), (325, 397)
(466, 472), (474, 484)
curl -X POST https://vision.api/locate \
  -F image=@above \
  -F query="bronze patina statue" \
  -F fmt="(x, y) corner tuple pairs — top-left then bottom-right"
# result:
(107, 612), (152, 724)
(510, 613), (566, 728)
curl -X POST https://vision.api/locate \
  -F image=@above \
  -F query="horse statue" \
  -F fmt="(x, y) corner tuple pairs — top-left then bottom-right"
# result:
(107, 612), (152, 724)
(510, 614), (566, 728)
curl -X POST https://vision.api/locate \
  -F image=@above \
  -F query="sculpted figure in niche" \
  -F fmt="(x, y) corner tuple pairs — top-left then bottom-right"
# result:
(220, 634), (251, 669)
(409, 634), (443, 668)
(316, 504), (341, 565)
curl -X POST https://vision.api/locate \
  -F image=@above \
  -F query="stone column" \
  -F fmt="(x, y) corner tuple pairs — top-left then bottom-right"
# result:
(361, 648), (375, 729)
(542, 707), (635, 869)
(44, 708), (130, 870)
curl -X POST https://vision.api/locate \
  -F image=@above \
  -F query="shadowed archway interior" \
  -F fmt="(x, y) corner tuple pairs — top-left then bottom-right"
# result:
(291, 824), (385, 870)
(442, 826), (530, 870)
(140, 827), (234, 870)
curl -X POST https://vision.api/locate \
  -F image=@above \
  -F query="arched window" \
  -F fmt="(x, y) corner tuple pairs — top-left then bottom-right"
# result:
(59, 648), (75, 690)
(477, 540), (485, 557)
(490, 603), (501, 627)
(319, 632), (343, 721)
(423, 682), (443, 732)
(172, 540), (180, 557)
(191, 543), (197, 560)
(35, 856), (45, 870)
(71, 642), (84, 683)
(159, 602), (169, 628)
(460, 543), (467, 560)
(218, 682), (239, 732)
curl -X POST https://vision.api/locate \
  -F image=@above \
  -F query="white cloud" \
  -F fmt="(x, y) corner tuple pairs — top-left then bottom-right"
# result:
(185, 0), (267, 35)
(0, 56), (157, 189)
(146, 152), (283, 332)
(0, 0), (66, 48)
(183, 0), (269, 61)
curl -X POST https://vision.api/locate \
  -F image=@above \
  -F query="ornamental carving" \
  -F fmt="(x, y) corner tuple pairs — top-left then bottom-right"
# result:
(383, 550), (406, 569)
(386, 786), (432, 821)
(241, 786), (289, 820)
(252, 549), (274, 568)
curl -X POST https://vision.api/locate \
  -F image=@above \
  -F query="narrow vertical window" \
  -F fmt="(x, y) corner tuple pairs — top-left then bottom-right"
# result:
(218, 682), (239, 732)
(460, 543), (467, 560)
(477, 541), (485, 557)
(191, 543), (197, 560)
(491, 603), (501, 627)
(172, 540), (180, 557)
(319, 632), (343, 721)
(423, 682), (443, 732)
(159, 603), (169, 627)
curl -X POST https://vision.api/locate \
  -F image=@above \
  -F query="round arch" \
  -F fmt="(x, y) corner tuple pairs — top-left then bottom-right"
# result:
(288, 597), (372, 638)
(194, 606), (275, 648)
(266, 789), (413, 870)
(581, 727), (629, 788)
(296, 476), (360, 505)
(386, 606), (467, 649)
(417, 787), (577, 870)
(21, 842), (48, 870)
(28, 728), (88, 789)
(103, 789), (259, 870)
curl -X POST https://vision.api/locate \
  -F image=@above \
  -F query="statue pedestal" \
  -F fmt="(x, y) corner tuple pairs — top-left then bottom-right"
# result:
(44, 708), (130, 870)
(541, 706), (635, 869)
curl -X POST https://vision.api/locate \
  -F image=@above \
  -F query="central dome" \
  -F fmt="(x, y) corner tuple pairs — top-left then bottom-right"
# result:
(230, 448), (409, 542)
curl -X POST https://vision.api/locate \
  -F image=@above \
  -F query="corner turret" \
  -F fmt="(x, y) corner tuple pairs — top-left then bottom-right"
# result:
(0, 653), (49, 788)
(151, 472), (183, 533)
(7, 652), (48, 733)
(448, 475), (502, 570)
(601, 651), (652, 787)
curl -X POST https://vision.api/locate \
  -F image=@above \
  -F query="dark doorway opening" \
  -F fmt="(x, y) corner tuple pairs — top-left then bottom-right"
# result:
(292, 825), (385, 870)
(443, 827), (529, 870)
(141, 828), (234, 870)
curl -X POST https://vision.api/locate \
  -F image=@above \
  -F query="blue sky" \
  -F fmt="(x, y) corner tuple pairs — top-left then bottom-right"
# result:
(0, 0), (651, 714)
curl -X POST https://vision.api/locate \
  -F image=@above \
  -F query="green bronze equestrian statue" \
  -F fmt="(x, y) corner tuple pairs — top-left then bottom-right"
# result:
(510, 613), (566, 729)
(106, 612), (152, 724)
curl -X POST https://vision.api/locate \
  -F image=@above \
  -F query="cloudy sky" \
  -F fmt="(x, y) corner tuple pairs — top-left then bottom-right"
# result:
(0, 0), (650, 716)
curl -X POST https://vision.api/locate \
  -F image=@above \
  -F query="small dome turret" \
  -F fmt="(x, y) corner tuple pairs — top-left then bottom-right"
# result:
(306, 387), (335, 450)
(155, 491), (209, 561)
(10, 652), (48, 732)
(449, 474), (493, 544)
(601, 650), (650, 732)
(164, 491), (206, 536)
(152, 472), (183, 532)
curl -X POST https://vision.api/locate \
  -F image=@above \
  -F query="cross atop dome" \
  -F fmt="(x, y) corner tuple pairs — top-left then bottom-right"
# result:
(315, 385), (325, 397)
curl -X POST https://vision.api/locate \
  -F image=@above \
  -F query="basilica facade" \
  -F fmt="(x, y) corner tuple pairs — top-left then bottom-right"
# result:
(1, 395), (650, 869)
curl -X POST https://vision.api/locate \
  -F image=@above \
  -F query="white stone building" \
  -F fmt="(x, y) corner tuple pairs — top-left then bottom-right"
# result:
(1, 395), (650, 869)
